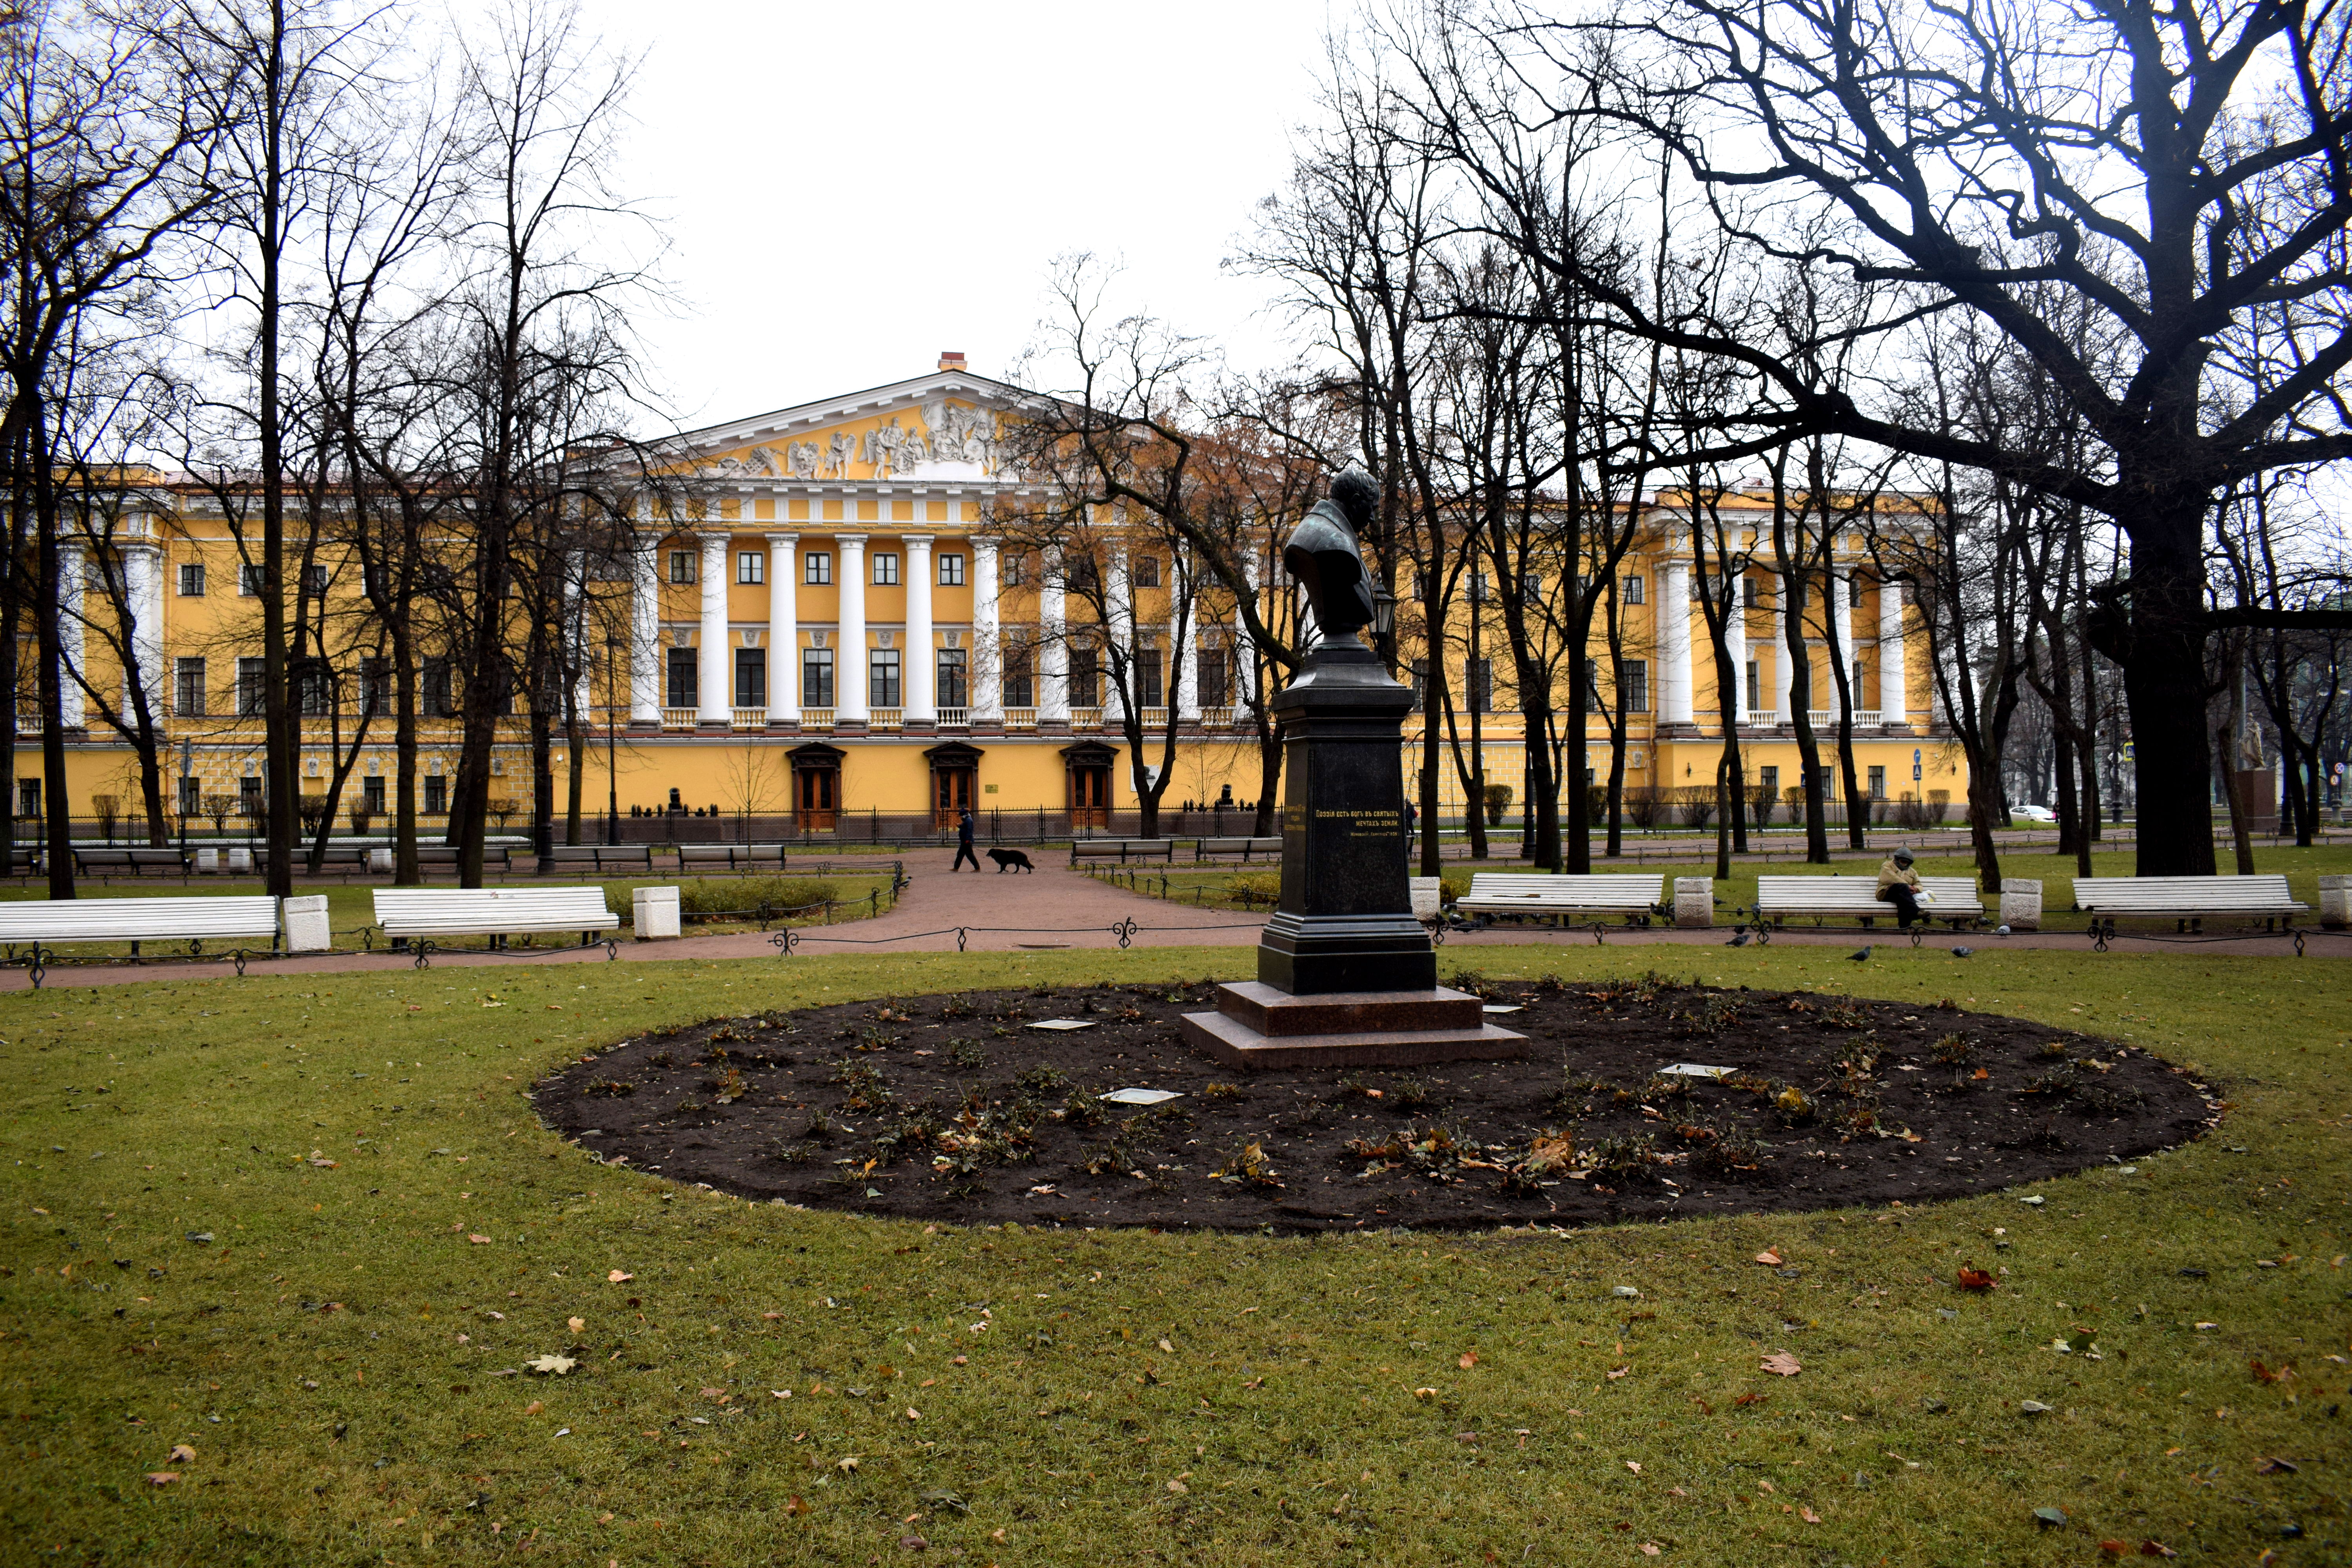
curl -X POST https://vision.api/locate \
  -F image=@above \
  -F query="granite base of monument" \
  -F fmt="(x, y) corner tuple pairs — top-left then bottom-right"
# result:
(1180, 980), (1527, 1070)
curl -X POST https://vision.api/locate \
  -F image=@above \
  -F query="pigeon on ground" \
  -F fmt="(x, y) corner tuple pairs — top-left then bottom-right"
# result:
(1847, 946), (1873, 962)
(1952, 946), (1974, 958)
(1994, 924), (2012, 936)
(1726, 928), (1751, 947)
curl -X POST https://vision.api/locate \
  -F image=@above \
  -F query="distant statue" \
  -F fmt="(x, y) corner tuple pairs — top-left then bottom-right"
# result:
(1283, 468), (1378, 639)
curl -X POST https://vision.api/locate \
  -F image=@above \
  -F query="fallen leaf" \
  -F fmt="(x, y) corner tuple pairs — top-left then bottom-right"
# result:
(607, 1270), (632, 1283)
(1608, 1366), (1630, 1380)
(1639, 1546), (1661, 1558)
(1412, 1388), (1437, 1400)
(1733, 1392), (1767, 1407)
(525, 1354), (575, 1376)
(1801, 1506), (1822, 1523)
(145, 1471), (180, 1487)
(2249, 1359), (2288, 1385)
(836, 1456), (859, 1472)
(1626, 1461), (1641, 1473)
(2255, 1456), (2298, 1475)
(1956, 1267), (1997, 1291)
(700, 1387), (725, 1400)
(1165, 1479), (1187, 1494)
(568, 1316), (585, 1334)
(2101, 1543), (2131, 1559)
(1755, 1250), (1783, 1267)
(784, 1496), (811, 1517)
(2034, 1506), (2069, 1528)
(167, 1444), (195, 1463)
(1757, 1479), (1776, 1494)
(1458, 1351), (1478, 1370)
(468, 1234), (492, 1245)
(1760, 1352), (1802, 1377)
(523, 1400), (544, 1416)
(2140, 1543), (2178, 1559)
(2019, 1400), (2054, 1415)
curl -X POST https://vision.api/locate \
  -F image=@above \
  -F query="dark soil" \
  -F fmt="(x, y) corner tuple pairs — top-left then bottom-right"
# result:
(534, 974), (2218, 1233)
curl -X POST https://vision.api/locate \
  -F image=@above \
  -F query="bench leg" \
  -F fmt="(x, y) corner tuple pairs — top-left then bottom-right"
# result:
(413, 940), (434, 971)
(26, 942), (43, 990)
(233, 949), (248, 976)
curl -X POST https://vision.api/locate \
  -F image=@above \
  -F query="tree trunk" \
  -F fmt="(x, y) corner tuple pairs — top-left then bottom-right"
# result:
(2120, 517), (2218, 875)
(394, 621), (419, 885)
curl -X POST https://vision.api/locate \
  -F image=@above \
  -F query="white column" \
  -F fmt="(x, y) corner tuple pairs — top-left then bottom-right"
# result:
(1660, 546), (1693, 726)
(1177, 564), (1201, 724)
(1878, 574), (1909, 729)
(697, 528), (730, 728)
(972, 539), (1002, 720)
(766, 531), (798, 727)
(1829, 559), (1853, 717)
(903, 532), (935, 725)
(122, 539), (164, 718)
(1104, 535), (1131, 723)
(836, 533), (869, 725)
(58, 539), (85, 730)
(1775, 570), (1797, 724)
(1722, 570), (1746, 725)
(564, 548), (591, 719)
(1038, 546), (1068, 725)
(628, 515), (661, 728)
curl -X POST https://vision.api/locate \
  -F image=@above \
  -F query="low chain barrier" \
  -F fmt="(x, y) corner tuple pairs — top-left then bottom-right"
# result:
(771, 915), (1268, 955)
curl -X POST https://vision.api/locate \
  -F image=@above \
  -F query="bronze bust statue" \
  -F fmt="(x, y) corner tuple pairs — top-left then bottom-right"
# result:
(1283, 468), (1378, 639)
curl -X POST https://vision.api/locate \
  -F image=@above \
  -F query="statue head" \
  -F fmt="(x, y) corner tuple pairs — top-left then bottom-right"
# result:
(1330, 468), (1377, 535)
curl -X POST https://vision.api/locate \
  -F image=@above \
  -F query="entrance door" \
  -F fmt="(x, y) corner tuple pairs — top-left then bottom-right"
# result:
(795, 767), (837, 831)
(933, 766), (973, 829)
(1068, 765), (1110, 829)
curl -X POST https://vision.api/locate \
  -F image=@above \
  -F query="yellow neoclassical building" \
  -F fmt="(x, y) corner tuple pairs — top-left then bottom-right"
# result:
(18, 356), (1963, 842)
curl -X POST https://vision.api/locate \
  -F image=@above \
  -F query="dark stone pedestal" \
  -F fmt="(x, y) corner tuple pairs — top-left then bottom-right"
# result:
(1180, 981), (1526, 1069)
(1179, 637), (1526, 1070)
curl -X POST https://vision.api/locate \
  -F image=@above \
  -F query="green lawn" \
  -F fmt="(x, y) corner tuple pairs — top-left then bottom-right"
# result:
(1, 945), (2343, 1564)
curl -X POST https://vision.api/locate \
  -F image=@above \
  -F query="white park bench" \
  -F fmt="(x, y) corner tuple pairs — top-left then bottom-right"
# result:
(1753, 875), (1985, 944)
(1452, 873), (1666, 938)
(371, 886), (621, 969)
(2072, 874), (2310, 953)
(0, 895), (281, 988)
(677, 843), (789, 873)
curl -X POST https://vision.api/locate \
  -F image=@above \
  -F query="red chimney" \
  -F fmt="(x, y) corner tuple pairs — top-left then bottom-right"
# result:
(938, 351), (966, 372)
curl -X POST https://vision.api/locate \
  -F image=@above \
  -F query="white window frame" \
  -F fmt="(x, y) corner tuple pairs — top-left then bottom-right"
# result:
(872, 552), (899, 586)
(737, 551), (764, 585)
(804, 552), (832, 586)
(669, 550), (697, 584)
(938, 552), (965, 586)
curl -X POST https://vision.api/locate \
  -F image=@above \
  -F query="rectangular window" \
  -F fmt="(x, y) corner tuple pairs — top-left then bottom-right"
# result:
(1468, 570), (1489, 603)
(1760, 764), (1779, 796)
(1070, 646), (1101, 708)
(237, 656), (267, 715)
(295, 659), (332, 716)
(737, 551), (764, 585)
(1742, 576), (1759, 608)
(1003, 644), (1033, 708)
(177, 775), (201, 817)
(1867, 764), (1886, 799)
(423, 659), (453, 718)
(1745, 661), (1761, 714)
(240, 775), (263, 814)
(1068, 557), (1100, 595)
(936, 648), (967, 708)
(868, 648), (902, 708)
(302, 564), (328, 597)
(804, 551), (832, 585)
(802, 647), (835, 707)
(1469, 658), (1494, 713)
(17, 778), (38, 819)
(361, 775), (385, 814)
(1621, 574), (1644, 604)
(665, 645), (697, 708)
(423, 774), (446, 815)
(1198, 650), (1232, 708)
(938, 552), (964, 586)
(356, 657), (387, 715)
(1132, 555), (1160, 588)
(178, 562), (205, 597)
(1622, 659), (1649, 714)
(1136, 648), (1163, 708)
(1002, 552), (1027, 587)
(174, 657), (207, 717)
(239, 563), (265, 597)
(669, 550), (696, 584)
(1849, 573), (1865, 608)
(733, 646), (765, 707)
(872, 552), (899, 586)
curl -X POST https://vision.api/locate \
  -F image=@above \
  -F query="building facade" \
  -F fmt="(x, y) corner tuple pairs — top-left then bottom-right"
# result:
(16, 357), (1964, 839)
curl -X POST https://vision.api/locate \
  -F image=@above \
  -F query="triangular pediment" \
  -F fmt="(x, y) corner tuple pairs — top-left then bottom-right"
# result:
(676, 369), (1036, 485)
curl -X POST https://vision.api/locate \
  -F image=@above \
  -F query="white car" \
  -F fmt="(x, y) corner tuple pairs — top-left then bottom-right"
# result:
(2014, 804), (2057, 824)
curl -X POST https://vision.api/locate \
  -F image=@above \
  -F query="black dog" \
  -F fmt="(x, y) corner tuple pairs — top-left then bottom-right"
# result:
(986, 847), (1035, 874)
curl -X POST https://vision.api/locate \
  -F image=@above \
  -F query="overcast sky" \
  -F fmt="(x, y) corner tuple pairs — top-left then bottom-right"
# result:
(550, 0), (1340, 432)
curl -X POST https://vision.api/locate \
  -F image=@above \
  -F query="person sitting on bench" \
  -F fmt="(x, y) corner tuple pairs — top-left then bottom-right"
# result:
(1876, 845), (1925, 929)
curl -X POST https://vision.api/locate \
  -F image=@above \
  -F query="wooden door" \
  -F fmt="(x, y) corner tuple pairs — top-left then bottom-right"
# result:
(1068, 766), (1110, 829)
(795, 768), (837, 831)
(933, 767), (972, 830)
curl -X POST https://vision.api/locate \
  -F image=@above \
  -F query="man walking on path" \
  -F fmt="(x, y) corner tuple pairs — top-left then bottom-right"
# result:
(953, 806), (981, 872)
